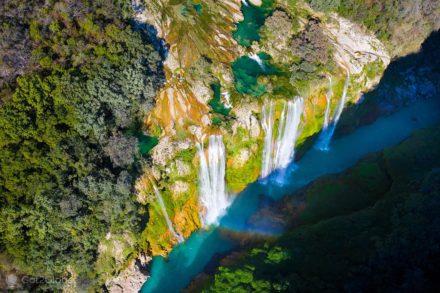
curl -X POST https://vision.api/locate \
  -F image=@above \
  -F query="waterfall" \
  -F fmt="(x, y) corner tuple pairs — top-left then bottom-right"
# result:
(249, 54), (265, 71)
(261, 100), (275, 178)
(261, 97), (304, 178)
(316, 73), (350, 151)
(222, 91), (232, 108)
(152, 183), (184, 243)
(242, 0), (249, 6)
(197, 135), (230, 226)
(323, 76), (333, 130)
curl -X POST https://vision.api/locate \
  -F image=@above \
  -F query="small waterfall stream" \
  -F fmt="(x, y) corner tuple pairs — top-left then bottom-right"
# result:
(261, 100), (275, 178)
(323, 76), (333, 129)
(249, 53), (265, 71)
(222, 92), (232, 108)
(261, 98), (304, 178)
(152, 183), (184, 243)
(197, 135), (230, 226)
(316, 73), (350, 151)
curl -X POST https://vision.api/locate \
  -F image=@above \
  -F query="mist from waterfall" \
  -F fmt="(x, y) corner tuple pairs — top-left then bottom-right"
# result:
(152, 183), (184, 243)
(197, 135), (230, 226)
(316, 73), (350, 151)
(261, 98), (304, 179)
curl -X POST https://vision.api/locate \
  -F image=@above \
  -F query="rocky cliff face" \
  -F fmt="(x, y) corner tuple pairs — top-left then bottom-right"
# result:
(105, 253), (150, 293)
(108, 0), (439, 289)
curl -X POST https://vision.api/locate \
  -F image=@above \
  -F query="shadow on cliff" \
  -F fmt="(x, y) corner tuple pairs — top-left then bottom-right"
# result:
(337, 30), (440, 136)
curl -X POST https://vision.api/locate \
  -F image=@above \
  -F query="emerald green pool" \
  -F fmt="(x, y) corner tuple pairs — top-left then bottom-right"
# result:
(232, 52), (279, 97)
(138, 134), (158, 156)
(209, 83), (231, 116)
(233, 0), (274, 47)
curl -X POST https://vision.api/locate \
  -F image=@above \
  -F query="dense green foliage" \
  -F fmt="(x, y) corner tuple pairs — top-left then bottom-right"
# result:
(305, 0), (397, 41)
(205, 126), (440, 292)
(0, 0), (134, 96)
(305, 0), (439, 45)
(0, 0), (164, 288)
(288, 18), (335, 92)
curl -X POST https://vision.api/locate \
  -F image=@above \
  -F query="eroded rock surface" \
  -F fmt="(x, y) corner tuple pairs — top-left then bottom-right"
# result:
(106, 254), (151, 293)
(324, 15), (390, 74)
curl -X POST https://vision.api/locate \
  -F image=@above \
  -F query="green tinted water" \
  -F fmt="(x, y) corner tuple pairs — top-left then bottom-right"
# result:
(232, 52), (279, 97)
(233, 0), (275, 47)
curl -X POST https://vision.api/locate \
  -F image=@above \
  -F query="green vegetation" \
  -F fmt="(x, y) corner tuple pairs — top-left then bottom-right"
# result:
(138, 146), (201, 255)
(305, 0), (439, 50)
(288, 17), (335, 96)
(233, 0), (275, 47)
(225, 127), (263, 193)
(204, 126), (440, 292)
(0, 0), (137, 96)
(0, 0), (164, 289)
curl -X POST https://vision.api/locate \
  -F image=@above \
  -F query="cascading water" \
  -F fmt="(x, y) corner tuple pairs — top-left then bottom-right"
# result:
(323, 76), (333, 129)
(316, 73), (350, 151)
(261, 100), (275, 178)
(197, 135), (230, 226)
(249, 53), (265, 71)
(222, 92), (232, 108)
(261, 97), (304, 179)
(241, 0), (249, 7)
(152, 183), (184, 243)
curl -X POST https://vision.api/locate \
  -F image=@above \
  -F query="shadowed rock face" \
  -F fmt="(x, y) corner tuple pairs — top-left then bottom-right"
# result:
(199, 124), (440, 291)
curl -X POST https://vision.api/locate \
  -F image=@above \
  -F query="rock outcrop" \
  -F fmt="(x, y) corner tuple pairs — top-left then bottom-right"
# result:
(105, 254), (151, 293)
(231, 102), (261, 138)
(324, 14), (390, 75)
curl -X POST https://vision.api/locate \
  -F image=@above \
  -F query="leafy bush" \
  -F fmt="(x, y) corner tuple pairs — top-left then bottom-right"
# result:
(0, 0), (164, 288)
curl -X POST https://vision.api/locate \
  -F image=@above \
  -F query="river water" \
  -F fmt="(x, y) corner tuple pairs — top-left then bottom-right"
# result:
(141, 95), (440, 292)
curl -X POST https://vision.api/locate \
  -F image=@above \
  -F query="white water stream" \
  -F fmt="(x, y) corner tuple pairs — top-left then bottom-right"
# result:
(261, 98), (304, 178)
(152, 183), (184, 243)
(197, 135), (230, 226)
(316, 73), (350, 151)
